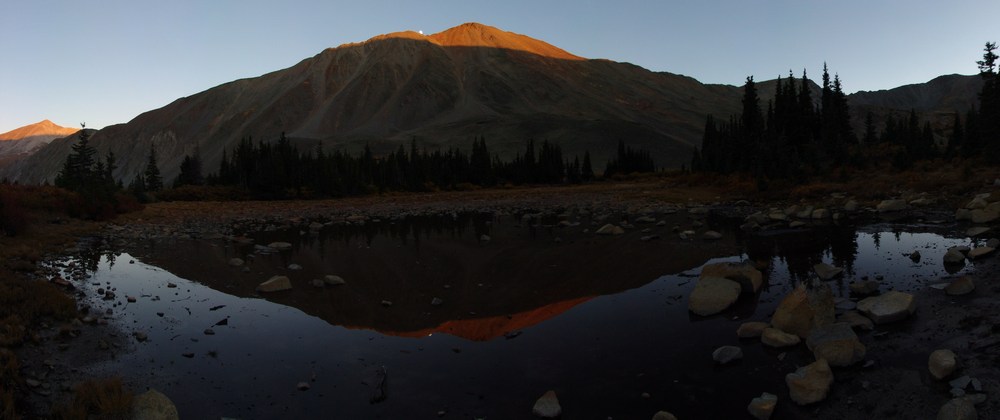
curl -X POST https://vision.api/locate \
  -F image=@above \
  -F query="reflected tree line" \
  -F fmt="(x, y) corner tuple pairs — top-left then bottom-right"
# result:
(741, 226), (859, 284)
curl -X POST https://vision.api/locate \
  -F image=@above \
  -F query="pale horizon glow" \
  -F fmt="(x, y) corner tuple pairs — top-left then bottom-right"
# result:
(2, 0), (998, 133)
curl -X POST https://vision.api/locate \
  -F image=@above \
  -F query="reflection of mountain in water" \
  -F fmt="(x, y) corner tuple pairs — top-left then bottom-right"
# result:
(120, 212), (741, 341)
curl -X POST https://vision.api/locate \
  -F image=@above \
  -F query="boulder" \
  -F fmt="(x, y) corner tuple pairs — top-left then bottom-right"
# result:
(761, 328), (801, 348)
(688, 277), (742, 316)
(911, 197), (935, 206)
(857, 291), (916, 324)
(877, 199), (908, 213)
(937, 398), (977, 420)
(966, 227), (991, 237)
(747, 392), (778, 420)
(955, 208), (972, 221)
(795, 206), (814, 219)
(789, 221), (807, 228)
(849, 280), (879, 296)
(929, 349), (958, 380)
(989, 238), (1000, 248)
(132, 389), (180, 420)
(596, 224), (625, 235)
(811, 209), (830, 219)
(324, 275), (346, 286)
(712, 345), (743, 364)
(786, 359), (834, 405)
(944, 249), (967, 264)
(771, 281), (835, 338)
(843, 200), (859, 212)
(737, 321), (770, 338)
(701, 262), (764, 294)
(813, 263), (844, 280)
(702, 230), (723, 240)
(651, 412), (678, 420)
(806, 323), (866, 367)
(228, 258), (244, 267)
(945, 277), (975, 296)
(768, 212), (788, 221)
(267, 242), (292, 251)
(965, 196), (988, 209)
(910, 250), (922, 263)
(970, 206), (1000, 224)
(967, 246), (994, 259)
(256, 276), (292, 292)
(837, 310), (874, 331)
(532, 390), (561, 418)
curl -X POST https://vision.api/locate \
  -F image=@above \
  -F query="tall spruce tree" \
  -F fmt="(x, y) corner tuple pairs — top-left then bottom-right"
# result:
(144, 145), (164, 192)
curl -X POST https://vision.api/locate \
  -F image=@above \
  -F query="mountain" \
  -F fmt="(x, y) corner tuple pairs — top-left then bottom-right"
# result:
(0, 22), (742, 185)
(0, 120), (78, 173)
(0, 24), (983, 185)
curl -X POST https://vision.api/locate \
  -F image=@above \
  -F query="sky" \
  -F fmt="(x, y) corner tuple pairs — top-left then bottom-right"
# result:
(2, 0), (998, 133)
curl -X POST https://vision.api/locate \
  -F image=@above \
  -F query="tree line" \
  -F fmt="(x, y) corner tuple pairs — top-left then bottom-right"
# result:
(692, 43), (1000, 180)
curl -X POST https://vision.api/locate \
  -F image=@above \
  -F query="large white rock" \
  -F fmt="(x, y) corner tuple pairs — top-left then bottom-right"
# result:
(532, 390), (561, 418)
(256, 276), (292, 292)
(324, 275), (346, 286)
(857, 291), (916, 324)
(805, 322), (866, 367)
(771, 281), (835, 338)
(132, 389), (180, 420)
(944, 249), (967, 264)
(929, 349), (958, 380)
(701, 262), (764, 294)
(761, 328), (801, 347)
(747, 392), (778, 420)
(688, 276), (742, 316)
(785, 359), (834, 405)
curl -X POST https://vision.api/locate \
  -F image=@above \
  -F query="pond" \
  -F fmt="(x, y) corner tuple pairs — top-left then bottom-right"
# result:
(62, 213), (984, 419)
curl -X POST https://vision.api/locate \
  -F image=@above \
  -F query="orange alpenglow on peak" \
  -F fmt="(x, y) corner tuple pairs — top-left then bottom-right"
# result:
(354, 22), (584, 61)
(0, 120), (79, 141)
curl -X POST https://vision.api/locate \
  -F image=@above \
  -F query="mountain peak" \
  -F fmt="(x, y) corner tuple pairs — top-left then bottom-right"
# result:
(428, 22), (583, 60)
(0, 120), (78, 141)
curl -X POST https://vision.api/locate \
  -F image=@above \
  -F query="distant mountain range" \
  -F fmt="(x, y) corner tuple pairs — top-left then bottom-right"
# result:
(0, 23), (983, 185)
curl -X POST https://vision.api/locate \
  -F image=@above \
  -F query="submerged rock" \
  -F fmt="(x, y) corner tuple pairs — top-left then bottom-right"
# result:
(837, 310), (874, 331)
(712, 345), (743, 364)
(849, 280), (879, 296)
(532, 390), (561, 418)
(747, 392), (778, 420)
(688, 277), (742, 316)
(256, 276), (292, 292)
(806, 323), (866, 367)
(813, 263), (844, 280)
(324, 275), (346, 286)
(786, 359), (834, 405)
(701, 262), (764, 294)
(857, 291), (916, 324)
(929, 349), (958, 380)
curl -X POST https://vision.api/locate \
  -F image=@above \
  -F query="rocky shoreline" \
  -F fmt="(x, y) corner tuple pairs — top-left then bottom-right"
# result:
(15, 184), (1000, 418)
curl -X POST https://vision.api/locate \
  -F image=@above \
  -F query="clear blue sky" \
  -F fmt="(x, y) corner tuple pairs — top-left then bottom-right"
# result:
(2, 0), (997, 133)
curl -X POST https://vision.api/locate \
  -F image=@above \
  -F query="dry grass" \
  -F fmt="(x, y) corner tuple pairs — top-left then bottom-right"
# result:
(52, 377), (132, 420)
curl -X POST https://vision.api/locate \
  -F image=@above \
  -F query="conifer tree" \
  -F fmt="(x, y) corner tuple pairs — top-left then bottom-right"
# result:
(144, 145), (163, 192)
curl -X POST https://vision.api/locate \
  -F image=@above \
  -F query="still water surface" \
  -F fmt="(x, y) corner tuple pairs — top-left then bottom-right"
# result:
(68, 215), (982, 419)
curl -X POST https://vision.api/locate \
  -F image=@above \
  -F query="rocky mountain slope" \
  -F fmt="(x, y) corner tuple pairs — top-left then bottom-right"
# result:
(0, 120), (78, 172)
(0, 24), (983, 185)
(0, 23), (743, 185)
